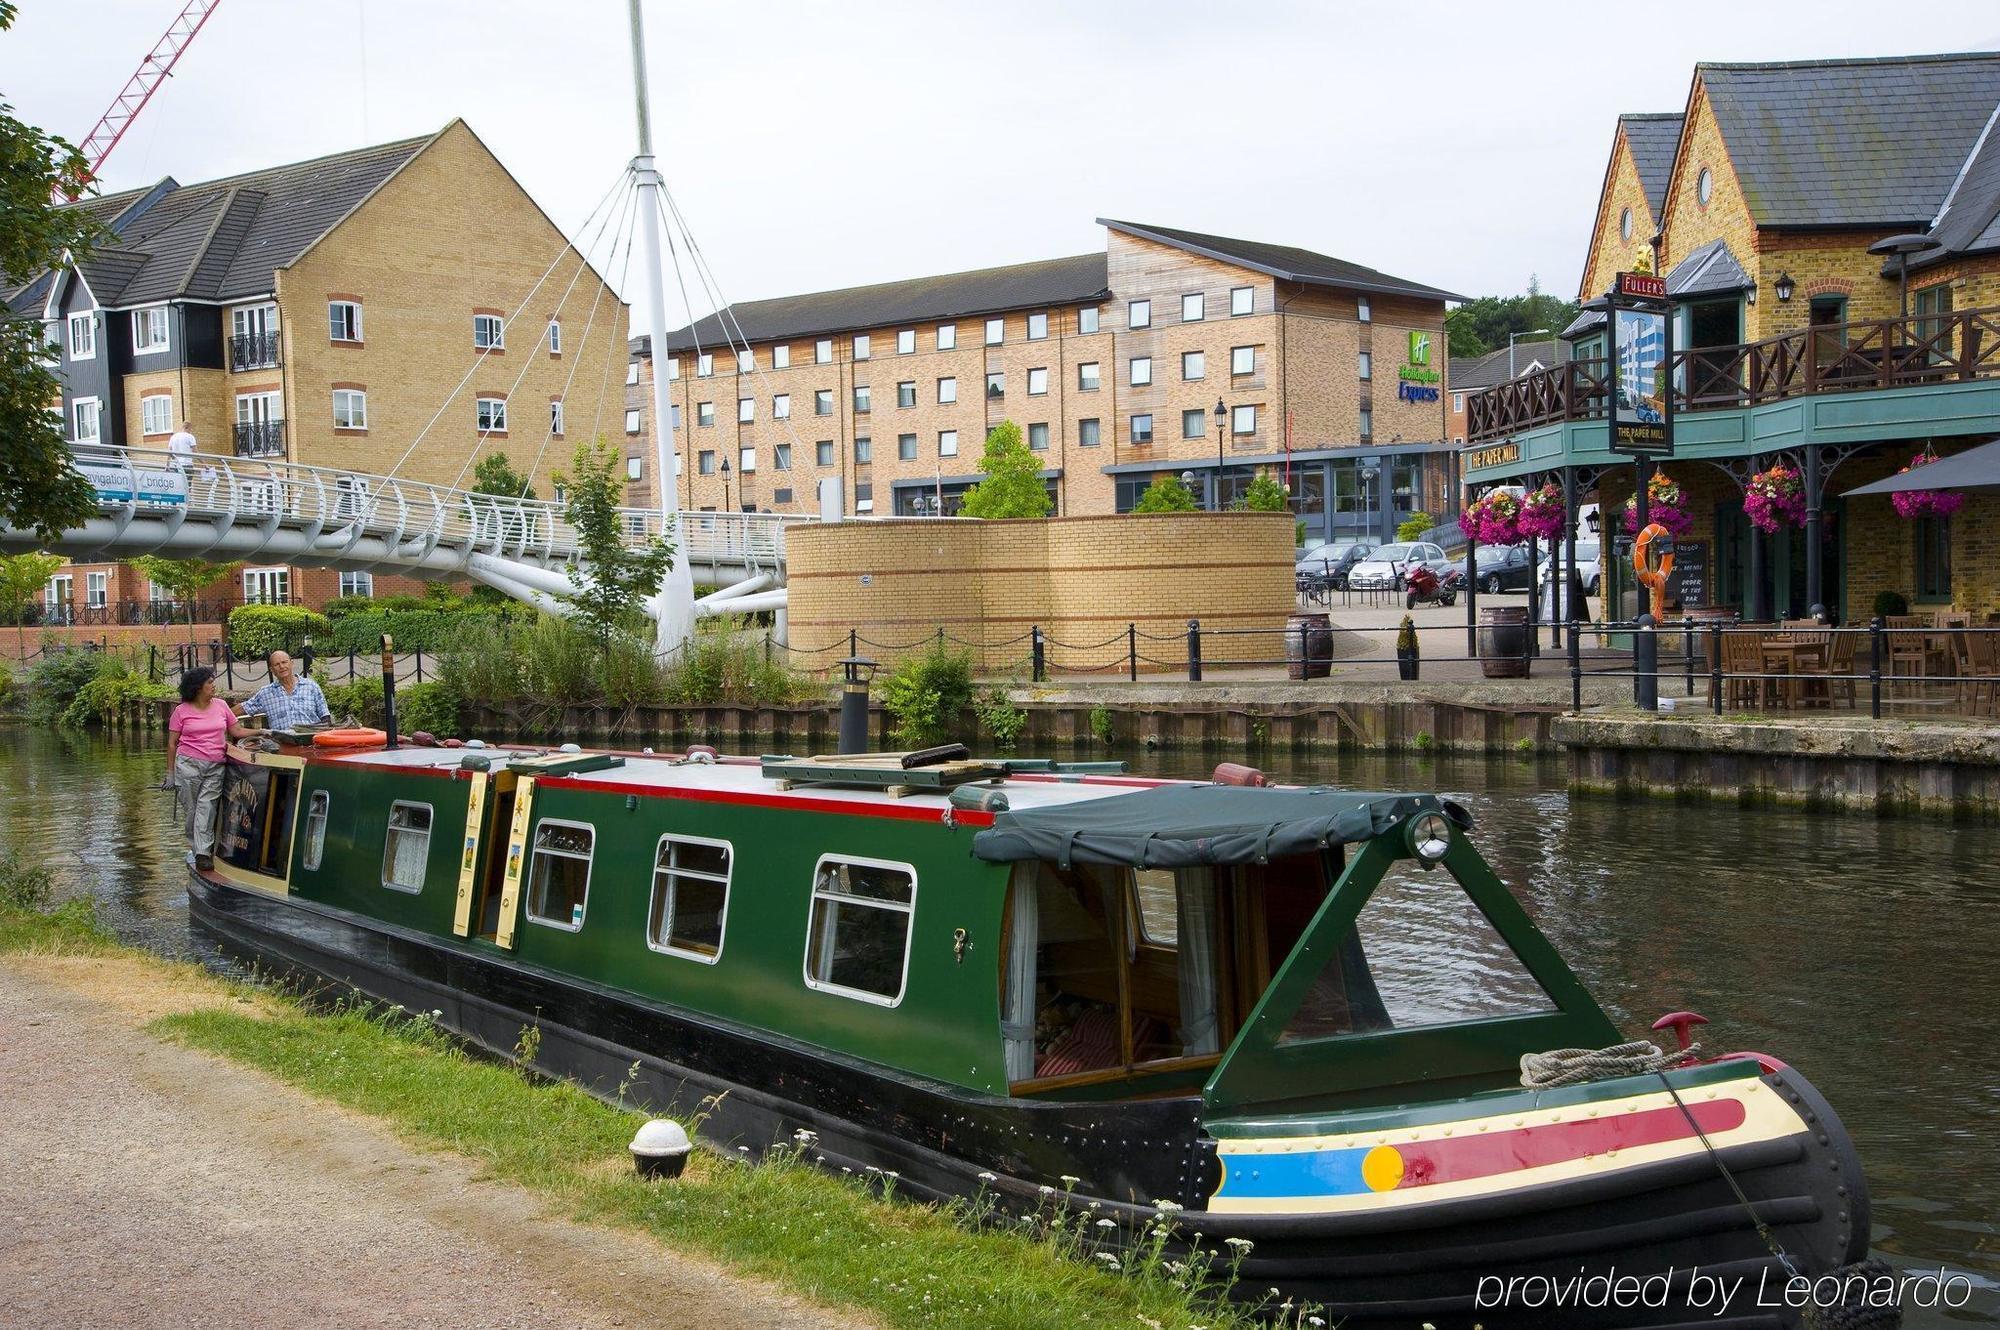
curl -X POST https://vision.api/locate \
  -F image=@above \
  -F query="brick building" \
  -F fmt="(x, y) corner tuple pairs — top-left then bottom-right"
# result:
(9, 120), (628, 627)
(624, 220), (1461, 545)
(1446, 339), (1560, 446)
(1464, 50), (2000, 621)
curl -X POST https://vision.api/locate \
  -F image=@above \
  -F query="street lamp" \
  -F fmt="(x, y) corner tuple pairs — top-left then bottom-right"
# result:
(1509, 328), (1552, 379)
(1585, 507), (1602, 537)
(1179, 470), (1197, 504)
(1773, 272), (1796, 303)
(1359, 463), (1380, 540)
(1212, 398), (1228, 511)
(719, 456), (732, 512)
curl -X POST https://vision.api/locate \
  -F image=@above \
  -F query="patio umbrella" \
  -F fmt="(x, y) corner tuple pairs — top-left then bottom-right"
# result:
(1844, 437), (2000, 496)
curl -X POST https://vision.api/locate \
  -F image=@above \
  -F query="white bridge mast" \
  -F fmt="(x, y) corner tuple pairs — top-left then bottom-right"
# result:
(627, 0), (696, 653)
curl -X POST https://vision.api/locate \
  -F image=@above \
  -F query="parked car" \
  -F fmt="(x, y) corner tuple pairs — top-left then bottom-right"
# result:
(1536, 539), (1603, 596)
(1457, 543), (1535, 594)
(1347, 541), (1450, 591)
(1295, 540), (1375, 589)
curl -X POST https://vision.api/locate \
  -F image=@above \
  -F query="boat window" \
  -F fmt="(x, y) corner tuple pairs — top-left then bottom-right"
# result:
(303, 791), (329, 870)
(648, 835), (732, 962)
(1279, 862), (1554, 1043)
(804, 856), (916, 1006)
(526, 820), (595, 932)
(381, 801), (433, 892)
(1129, 867), (1179, 946)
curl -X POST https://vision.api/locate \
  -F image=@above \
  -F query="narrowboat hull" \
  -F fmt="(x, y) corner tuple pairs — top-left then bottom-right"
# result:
(190, 867), (1871, 1329)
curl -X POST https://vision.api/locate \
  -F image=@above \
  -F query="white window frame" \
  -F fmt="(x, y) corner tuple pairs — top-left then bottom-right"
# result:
(1130, 356), (1152, 387)
(242, 566), (291, 604)
(1453, 391), (1465, 413)
(547, 318), (562, 354)
(338, 571), (374, 597)
(1182, 292), (1205, 322)
(67, 311), (96, 360)
(896, 328), (916, 355)
(1128, 299), (1150, 330)
(473, 313), (505, 350)
(936, 323), (957, 350)
(625, 408), (642, 433)
(140, 394), (174, 436)
(329, 301), (363, 343)
(71, 396), (101, 444)
(1230, 286), (1254, 317)
(525, 818), (595, 932)
(131, 305), (170, 354)
(85, 570), (108, 608)
(937, 377), (956, 404)
(773, 344), (791, 369)
(802, 853), (918, 1008)
(550, 399), (566, 435)
(647, 834), (734, 963)
(626, 360), (641, 385)
(41, 319), (61, 364)
(475, 397), (507, 432)
(984, 317), (1004, 346)
(333, 388), (368, 430)
(381, 800), (434, 893)
(303, 791), (330, 871)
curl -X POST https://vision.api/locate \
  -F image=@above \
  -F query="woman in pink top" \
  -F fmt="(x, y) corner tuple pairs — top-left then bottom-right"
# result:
(166, 666), (250, 870)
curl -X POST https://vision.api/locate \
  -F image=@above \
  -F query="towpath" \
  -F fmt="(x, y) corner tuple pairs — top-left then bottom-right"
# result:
(0, 953), (873, 1330)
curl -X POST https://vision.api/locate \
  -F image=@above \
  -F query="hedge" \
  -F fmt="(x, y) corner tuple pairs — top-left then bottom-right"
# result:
(226, 606), (332, 660)
(327, 606), (515, 655)
(322, 677), (463, 737)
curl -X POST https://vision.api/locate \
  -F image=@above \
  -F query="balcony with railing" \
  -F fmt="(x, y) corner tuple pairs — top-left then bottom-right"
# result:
(1467, 306), (2000, 444)
(229, 330), (282, 372)
(233, 419), (287, 458)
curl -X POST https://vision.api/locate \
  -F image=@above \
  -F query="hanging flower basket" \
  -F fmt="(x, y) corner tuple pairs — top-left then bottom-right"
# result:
(1622, 469), (1693, 538)
(1458, 488), (1523, 545)
(1515, 483), (1567, 541)
(1889, 449), (1965, 520)
(1744, 463), (1806, 535)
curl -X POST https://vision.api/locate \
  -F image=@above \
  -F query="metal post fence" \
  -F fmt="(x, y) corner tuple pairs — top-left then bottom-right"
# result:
(1568, 624), (1581, 711)
(1187, 618), (1202, 683)
(1127, 623), (1138, 683)
(1682, 617), (1696, 696)
(1030, 626), (1045, 683)
(1869, 617), (1884, 719)
(1710, 622), (1724, 715)
(223, 642), (235, 692)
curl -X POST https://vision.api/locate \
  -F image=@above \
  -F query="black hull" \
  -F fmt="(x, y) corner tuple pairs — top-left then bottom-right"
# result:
(190, 873), (1871, 1329)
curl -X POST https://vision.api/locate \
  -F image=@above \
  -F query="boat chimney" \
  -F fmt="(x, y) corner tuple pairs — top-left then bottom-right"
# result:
(836, 655), (877, 755)
(379, 633), (399, 750)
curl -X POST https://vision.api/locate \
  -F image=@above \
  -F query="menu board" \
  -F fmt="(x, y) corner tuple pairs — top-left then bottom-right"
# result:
(1670, 539), (1709, 609)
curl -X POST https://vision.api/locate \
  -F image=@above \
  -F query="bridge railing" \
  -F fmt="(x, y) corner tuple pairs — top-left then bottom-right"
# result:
(61, 446), (812, 568)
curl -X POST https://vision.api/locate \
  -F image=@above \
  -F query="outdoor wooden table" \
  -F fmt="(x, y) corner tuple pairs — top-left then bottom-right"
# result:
(1760, 639), (1828, 708)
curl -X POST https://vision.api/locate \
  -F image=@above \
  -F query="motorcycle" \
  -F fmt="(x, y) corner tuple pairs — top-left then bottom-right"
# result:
(1404, 563), (1460, 609)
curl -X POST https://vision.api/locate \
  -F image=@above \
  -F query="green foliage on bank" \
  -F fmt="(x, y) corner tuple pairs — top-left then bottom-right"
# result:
(327, 605), (521, 655)
(321, 677), (464, 737)
(227, 605), (332, 659)
(958, 423), (1053, 519)
(0, 852), (113, 954)
(1396, 510), (1435, 542)
(1132, 475), (1198, 513)
(18, 648), (166, 727)
(881, 641), (975, 748)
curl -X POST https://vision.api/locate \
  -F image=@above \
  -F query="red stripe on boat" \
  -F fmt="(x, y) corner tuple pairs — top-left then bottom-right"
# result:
(546, 776), (999, 826)
(1392, 1098), (1749, 1189)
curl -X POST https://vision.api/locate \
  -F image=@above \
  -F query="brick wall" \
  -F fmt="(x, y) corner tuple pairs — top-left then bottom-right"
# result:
(1579, 129), (1662, 302)
(784, 512), (1295, 672)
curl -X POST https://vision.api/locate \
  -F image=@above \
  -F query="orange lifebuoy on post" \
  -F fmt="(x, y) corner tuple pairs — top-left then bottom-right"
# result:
(313, 727), (389, 749)
(1632, 522), (1676, 621)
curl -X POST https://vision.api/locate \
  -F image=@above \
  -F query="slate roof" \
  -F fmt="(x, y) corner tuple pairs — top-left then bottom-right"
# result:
(1918, 100), (2000, 265)
(1698, 52), (2000, 228)
(24, 130), (434, 310)
(661, 253), (1109, 355)
(1450, 340), (1562, 391)
(1666, 237), (1753, 298)
(1099, 219), (1464, 302)
(1620, 113), (1683, 218)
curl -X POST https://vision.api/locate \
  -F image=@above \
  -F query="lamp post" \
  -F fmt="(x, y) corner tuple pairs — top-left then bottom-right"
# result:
(1509, 328), (1552, 379)
(1180, 470), (1197, 507)
(1867, 234), (1943, 320)
(719, 456), (731, 513)
(1212, 398), (1228, 511)
(1359, 463), (1380, 543)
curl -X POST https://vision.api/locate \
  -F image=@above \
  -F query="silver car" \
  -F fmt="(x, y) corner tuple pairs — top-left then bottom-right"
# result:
(1536, 539), (1603, 595)
(1347, 541), (1448, 591)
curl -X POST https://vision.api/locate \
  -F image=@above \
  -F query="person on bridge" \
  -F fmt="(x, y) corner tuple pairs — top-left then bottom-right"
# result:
(167, 420), (197, 470)
(166, 667), (252, 872)
(241, 650), (330, 731)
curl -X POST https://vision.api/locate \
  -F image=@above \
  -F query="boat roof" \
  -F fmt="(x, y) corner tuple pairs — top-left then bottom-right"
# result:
(306, 746), (1463, 855)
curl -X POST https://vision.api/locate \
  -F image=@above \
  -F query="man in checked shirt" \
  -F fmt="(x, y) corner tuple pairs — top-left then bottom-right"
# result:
(240, 649), (332, 731)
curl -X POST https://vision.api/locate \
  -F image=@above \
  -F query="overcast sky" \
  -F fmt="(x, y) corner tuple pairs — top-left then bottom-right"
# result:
(12, 0), (2000, 332)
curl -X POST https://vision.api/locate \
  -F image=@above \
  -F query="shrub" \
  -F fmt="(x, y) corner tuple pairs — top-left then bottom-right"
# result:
(324, 677), (385, 727)
(439, 616), (527, 704)
(1132, 475), (1197, 513)
(1396, 510), (1436, 542)
(1872, 590), (1910, 620)
(23, 649), (112, 725)
(228, 605), (332, 659)
(0, 848), (57, 911)
(320, 594), (378, 621)
(1088, 705), (1114, 745)
(880, 641), (974, 748)
(329, 605), (515, 655)
(59, 669), (174, 728)
(396, 680), (464, 737)
(662, 618), (817, 707)
(0, 659), (14, 710)
(1238, 473), (1290, 512)
(972, 686), (1027, 750)
(514, 613), (600, 705)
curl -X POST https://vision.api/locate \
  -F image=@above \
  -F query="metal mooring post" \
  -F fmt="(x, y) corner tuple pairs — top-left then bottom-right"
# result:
(299, 637), (315, 679)
(1869, 618), (1884, 720)
(1031, 626), (1045, 683)
(1127, 623), (1138, 683)
(380, 634), (400, 749)
(1634, 614), (1658, 711)
(836, 655), (876, 755)
(1568, 624), (1582, 712)
(1187, 619), (1202, 682)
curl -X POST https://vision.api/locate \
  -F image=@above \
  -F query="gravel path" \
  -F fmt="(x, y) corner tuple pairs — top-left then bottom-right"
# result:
(0, 956), (872, 1330)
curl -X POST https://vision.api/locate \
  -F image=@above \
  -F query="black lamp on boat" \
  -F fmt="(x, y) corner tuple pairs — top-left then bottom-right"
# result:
(836, 655), (878, 755)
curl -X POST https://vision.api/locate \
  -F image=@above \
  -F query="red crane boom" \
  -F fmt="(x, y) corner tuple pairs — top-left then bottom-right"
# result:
(64, 0), (222, 199)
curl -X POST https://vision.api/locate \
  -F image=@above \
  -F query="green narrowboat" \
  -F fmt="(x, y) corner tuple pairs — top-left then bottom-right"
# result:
(193, 739), (1877, 1327)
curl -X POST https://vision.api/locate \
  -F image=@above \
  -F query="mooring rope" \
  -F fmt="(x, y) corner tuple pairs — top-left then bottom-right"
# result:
(1518, 1040), (1695, 1089)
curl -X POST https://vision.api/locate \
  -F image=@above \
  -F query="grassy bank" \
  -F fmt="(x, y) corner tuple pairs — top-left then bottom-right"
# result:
(0, 881), (1301, 1330)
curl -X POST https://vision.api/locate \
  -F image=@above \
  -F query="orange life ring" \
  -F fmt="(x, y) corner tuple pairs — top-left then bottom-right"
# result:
(313, 727), (388, 749)
(1633, 522), (1676, 619)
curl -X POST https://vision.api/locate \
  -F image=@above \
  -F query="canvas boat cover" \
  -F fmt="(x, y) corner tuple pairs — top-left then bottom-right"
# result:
(971, 786), (1471, 869)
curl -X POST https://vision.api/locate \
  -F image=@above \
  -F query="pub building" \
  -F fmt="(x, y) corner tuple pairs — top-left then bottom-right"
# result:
(1463, 51), (2000, 624)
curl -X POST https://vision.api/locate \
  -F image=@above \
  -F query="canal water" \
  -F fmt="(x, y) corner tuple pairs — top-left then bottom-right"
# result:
(3, 728), (1993, 1325)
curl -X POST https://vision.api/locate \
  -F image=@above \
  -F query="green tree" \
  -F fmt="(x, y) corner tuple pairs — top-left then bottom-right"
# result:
(1396, 510), (1436, 542)
(470, 450), (537, 502)
(957, 422), (1051, 519)
(1236, 473), (1290, 512)
(1444, 277), (1581, 360)
(559, 437), (674, 647)
(0, 550), (60, 654)
(130, 555), (242, 645)
(1, 2), (101, 543)
(1131, 475), (1197, 513)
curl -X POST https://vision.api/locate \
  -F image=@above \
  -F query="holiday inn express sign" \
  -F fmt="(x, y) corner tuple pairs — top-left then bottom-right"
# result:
(1398, 330), (1440, 403)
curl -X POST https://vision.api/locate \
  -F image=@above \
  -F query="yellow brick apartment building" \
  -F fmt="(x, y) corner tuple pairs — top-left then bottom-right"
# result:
(623, 220), (1461, 544)
(13, 120), (627, 626)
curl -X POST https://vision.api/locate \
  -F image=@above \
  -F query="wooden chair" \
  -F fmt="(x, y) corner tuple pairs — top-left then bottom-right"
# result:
(1721, 631), (1773, 710)
(1962, 631), (2000, 718)
(1823, 629), (1859, 709)
(1884, 617), (1931, 698)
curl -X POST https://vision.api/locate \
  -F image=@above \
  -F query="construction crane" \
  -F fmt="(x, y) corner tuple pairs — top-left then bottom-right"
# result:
(60, 0), (221, 200)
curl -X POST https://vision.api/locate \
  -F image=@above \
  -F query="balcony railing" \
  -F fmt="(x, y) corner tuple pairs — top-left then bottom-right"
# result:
(229, 330), (282, 372)
(1467, 305), (2000, 442)
(233, 419), (287, 458)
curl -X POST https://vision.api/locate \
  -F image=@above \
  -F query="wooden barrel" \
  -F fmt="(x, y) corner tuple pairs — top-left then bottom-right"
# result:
(1478, 606), (1532, 678)
(1285, 612), (1333, 680)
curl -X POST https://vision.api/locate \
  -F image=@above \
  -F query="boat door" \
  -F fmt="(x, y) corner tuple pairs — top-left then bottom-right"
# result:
(453, 767), (519, 941)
